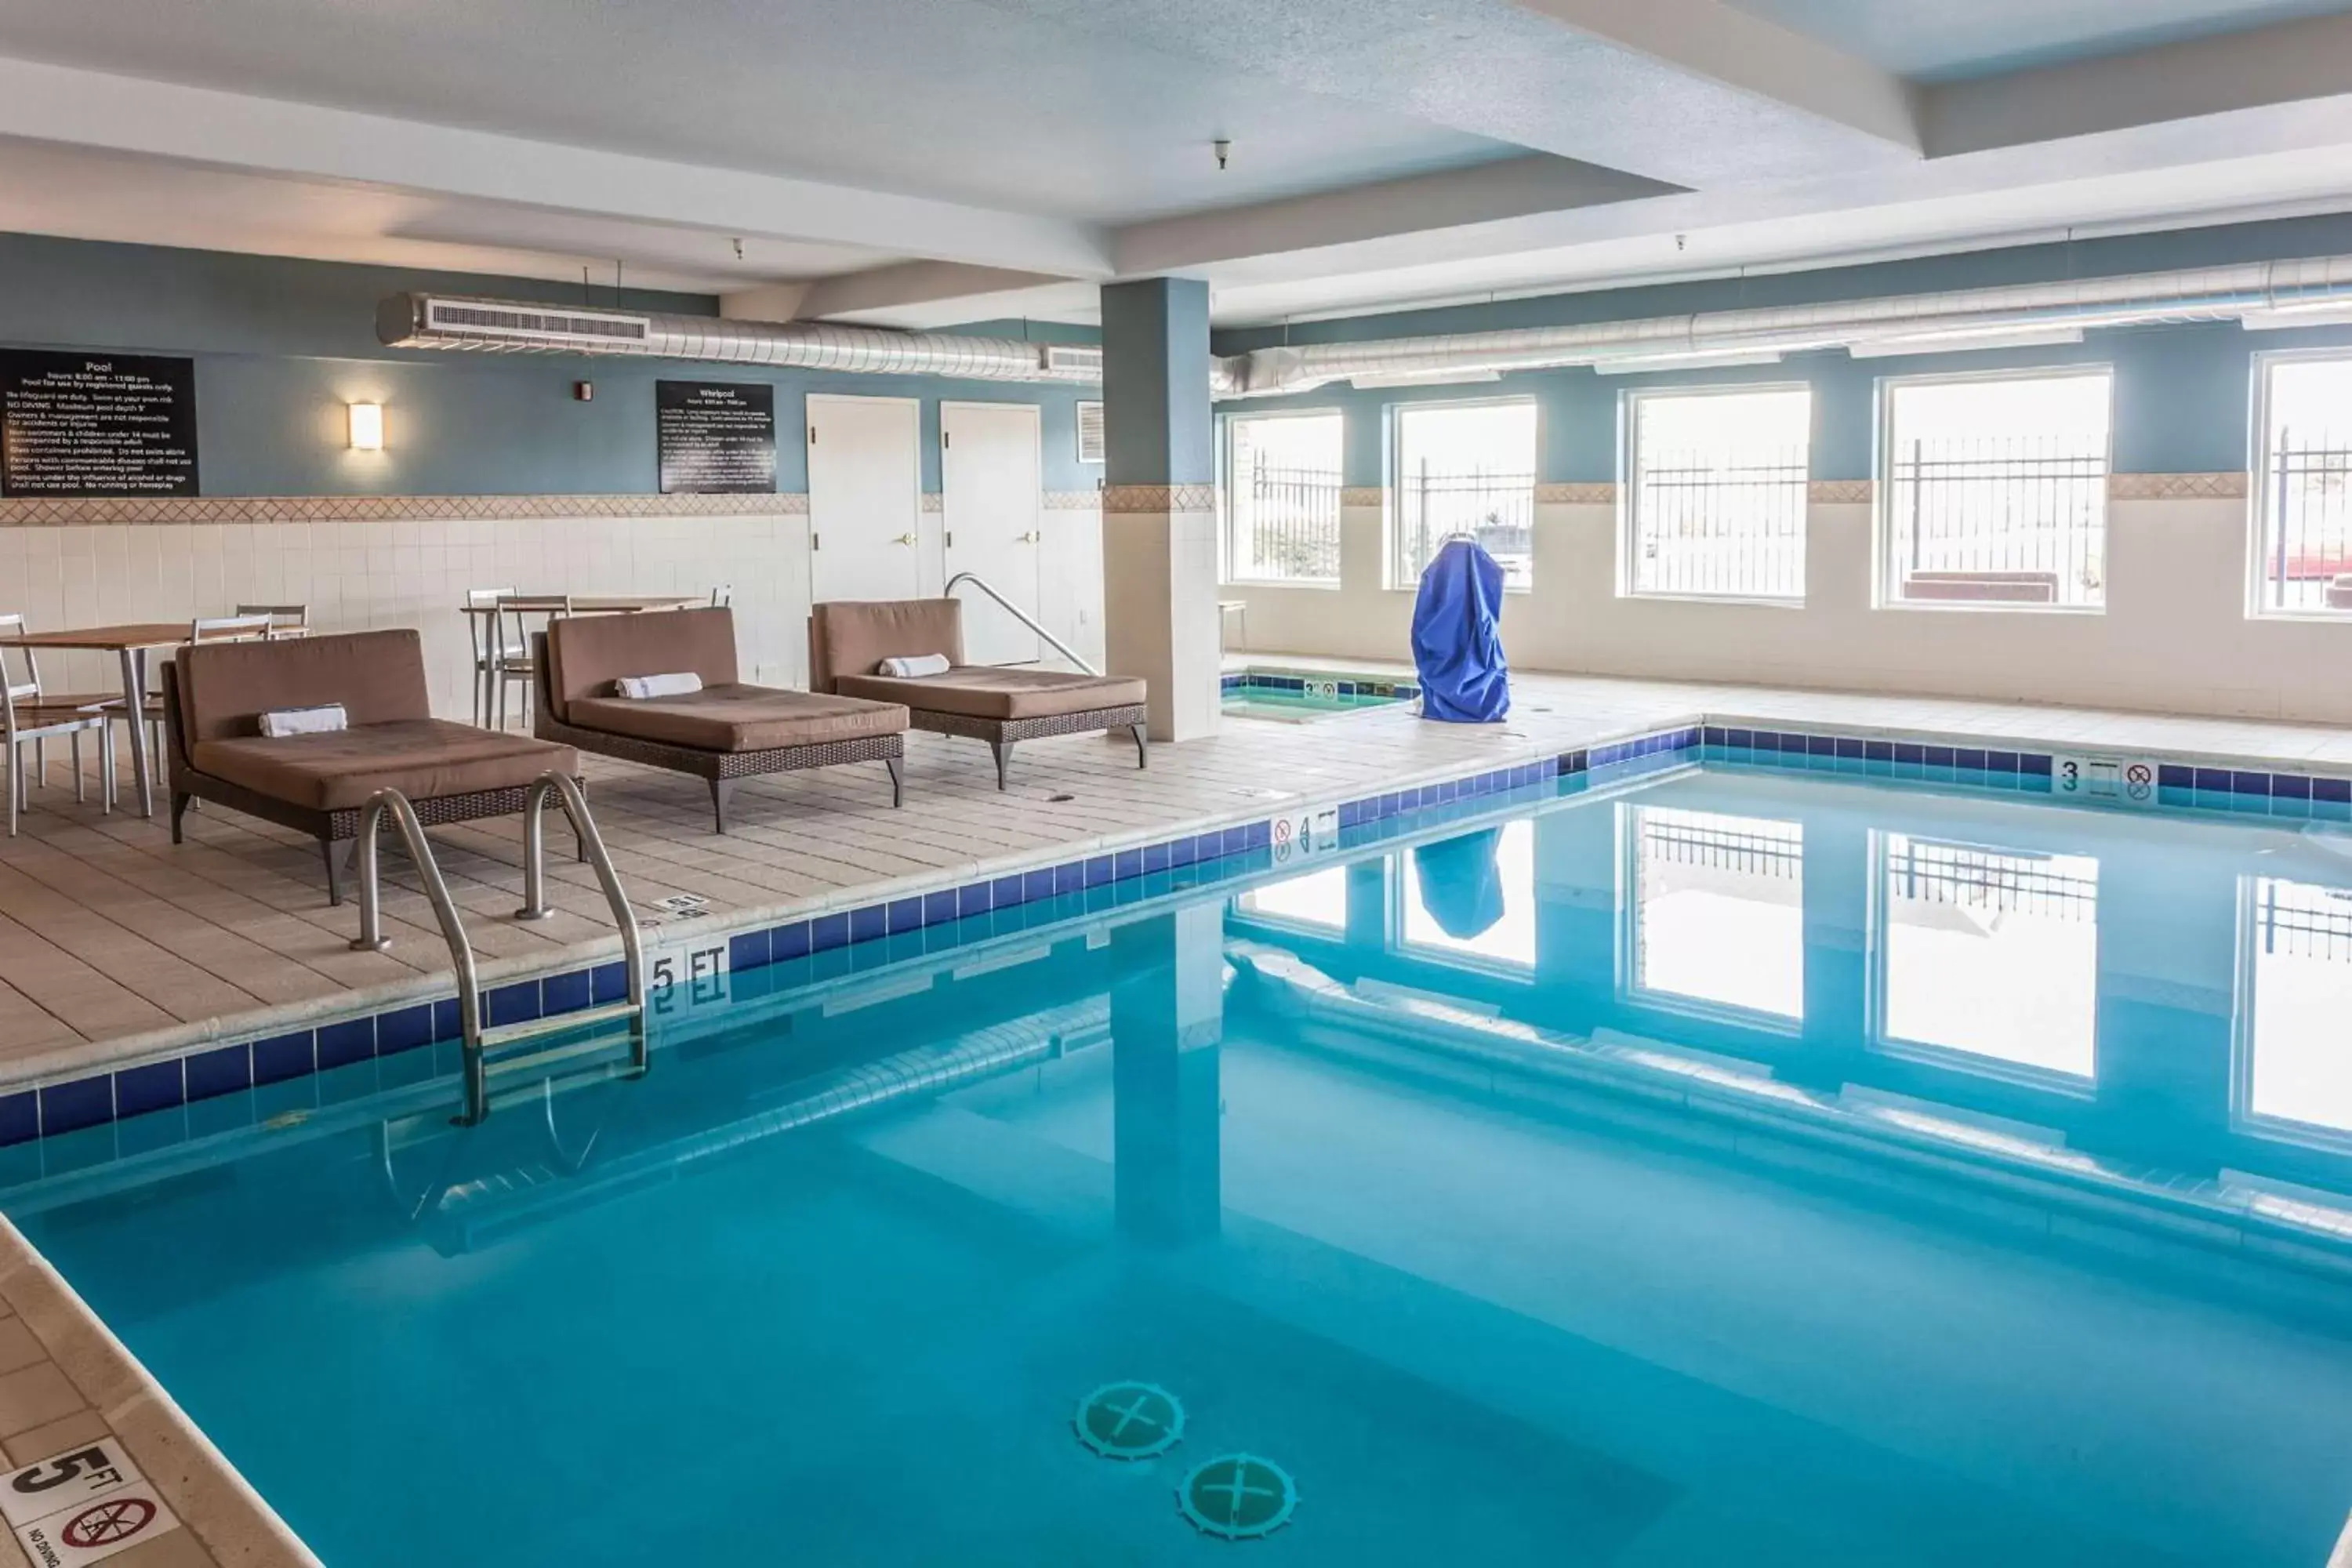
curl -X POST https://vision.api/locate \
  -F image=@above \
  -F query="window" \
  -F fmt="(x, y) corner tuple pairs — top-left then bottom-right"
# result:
(1222, 411), (1342, 584)
(1879, 370), (2111, 609)
(1624, 387), (1810, 601)
(2235, 875), (2352, 1145)
(1392, 400), (1537, 590)
(1621, 805), (1806, 1024)
(1396, 819), (1535, 972)
(2253, 355), (2352, 615)
(1872, 833), (2099, 1085)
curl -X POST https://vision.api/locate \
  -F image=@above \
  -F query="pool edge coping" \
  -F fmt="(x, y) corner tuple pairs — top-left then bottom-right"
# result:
(0, 1210), (321, 1567)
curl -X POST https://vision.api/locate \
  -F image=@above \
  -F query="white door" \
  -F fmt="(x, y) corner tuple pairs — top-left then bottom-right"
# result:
(941, 401), (1044, 666)
(808, 394), (923, 605)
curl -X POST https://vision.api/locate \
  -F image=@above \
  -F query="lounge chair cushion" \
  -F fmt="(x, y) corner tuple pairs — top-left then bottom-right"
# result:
(836, 666), (1146, 722)
(567, 684), (906, 753)
(176, 628), (431, 744)
(191, 720), (576, 811)
(808, 599), (965, 693)
(546, 607), (739, 724)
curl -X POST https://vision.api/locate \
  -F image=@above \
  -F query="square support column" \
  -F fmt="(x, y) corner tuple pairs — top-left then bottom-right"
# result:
(1100, 278), (1220, 742)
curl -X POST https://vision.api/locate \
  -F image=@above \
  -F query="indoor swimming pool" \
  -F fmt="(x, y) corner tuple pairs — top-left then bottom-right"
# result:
(8, 761), (2352, 1566)
(1220, 669), (1414, 721)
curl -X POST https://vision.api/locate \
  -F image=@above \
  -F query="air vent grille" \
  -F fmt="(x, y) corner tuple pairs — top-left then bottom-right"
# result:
(425, 300), (652, 344)
(1076, 400), (1106, 464)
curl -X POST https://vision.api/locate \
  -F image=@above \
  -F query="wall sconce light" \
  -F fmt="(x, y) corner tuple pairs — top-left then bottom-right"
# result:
(347, 401), (385, 452)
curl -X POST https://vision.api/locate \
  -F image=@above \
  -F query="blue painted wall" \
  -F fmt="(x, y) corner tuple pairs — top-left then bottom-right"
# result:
(0, 234), (1103, 495)
(1213, 215), (2352, 487)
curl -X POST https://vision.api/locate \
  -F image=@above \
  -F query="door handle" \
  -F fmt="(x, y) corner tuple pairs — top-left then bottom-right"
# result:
(1019, 531), (1042, 544)
(895, 532), (919, 546)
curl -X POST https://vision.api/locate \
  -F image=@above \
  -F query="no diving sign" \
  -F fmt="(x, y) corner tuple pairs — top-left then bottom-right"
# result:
(3, 1439), (180, 1566)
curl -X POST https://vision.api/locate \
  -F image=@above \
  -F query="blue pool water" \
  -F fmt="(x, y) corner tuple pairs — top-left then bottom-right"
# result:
(10, 764), (2352, 1566)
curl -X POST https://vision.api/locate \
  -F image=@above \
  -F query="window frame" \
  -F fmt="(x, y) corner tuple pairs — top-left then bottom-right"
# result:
(1618, 381), (1813, 607)
(2230, 872), (2352, 1152)
(2245, 347), (2352, 622)
(1385, 394), (1541, 593)
(1218, 405), (1346, 590)
(1864, 829), (2102, 1095)
(1872, 364), (2115, 616)
(1613, 801), (1808, 1033)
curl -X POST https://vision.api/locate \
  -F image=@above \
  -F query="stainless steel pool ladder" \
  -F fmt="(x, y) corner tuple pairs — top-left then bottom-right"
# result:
(945, 571), (1099, 673)
(347, 772), (648, 1126)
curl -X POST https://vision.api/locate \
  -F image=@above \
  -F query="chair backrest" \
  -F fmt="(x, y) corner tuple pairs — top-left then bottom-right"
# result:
(234, 604), (310, 638)
(0, 615), (37, 704)
(710, 584), (733, 608)
(498, 596), (571, 659)
(544, 606), (739, 724)
(175, 628), (434, 744)
(464, 586), (517, 608)
(192, 615), (276, 645)
(807, 599), (965, 693)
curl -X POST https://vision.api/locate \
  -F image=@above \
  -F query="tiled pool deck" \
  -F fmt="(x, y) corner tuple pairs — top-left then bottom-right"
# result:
(5, 659), (2352, 1126)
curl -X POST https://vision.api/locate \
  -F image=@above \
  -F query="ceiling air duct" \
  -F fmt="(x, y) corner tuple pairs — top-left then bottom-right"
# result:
(1209, 254), (2352, 397)
(377, 293), (1103, 386)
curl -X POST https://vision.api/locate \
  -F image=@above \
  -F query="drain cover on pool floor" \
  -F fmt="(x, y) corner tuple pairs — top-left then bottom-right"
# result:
(1073, 1382), (1185, 1461)
(1177, 1454), (1297, 1541)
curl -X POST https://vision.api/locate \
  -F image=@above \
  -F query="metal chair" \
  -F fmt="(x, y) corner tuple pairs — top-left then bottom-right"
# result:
(234, 603), (311, 639)
(465, 586), (520, 728)
(2, 615), (114, 836)
(492, 595), (571, 731)
(101, 615), (274, 762)
(710, 584), (733, 607)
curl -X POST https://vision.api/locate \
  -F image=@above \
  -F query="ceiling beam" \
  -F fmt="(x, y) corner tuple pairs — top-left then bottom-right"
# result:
(1925, 13), (2352, 158)
(1114, 154), (1679, 276)
(0, 55), (1112, 280)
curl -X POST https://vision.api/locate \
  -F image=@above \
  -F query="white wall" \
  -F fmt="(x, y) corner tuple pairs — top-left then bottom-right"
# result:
(1221, 492), (2352, 724)
(0, 499), (1105, 719)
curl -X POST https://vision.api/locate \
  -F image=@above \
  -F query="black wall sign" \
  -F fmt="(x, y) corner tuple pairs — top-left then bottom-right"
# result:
(0, 350), (199, 498)
(657, 380), (777, 495)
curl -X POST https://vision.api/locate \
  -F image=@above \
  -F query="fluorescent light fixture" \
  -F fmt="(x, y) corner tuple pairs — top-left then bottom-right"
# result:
(1848, 326), (2085, 358)
(347, 401), (385, 451)
(1590, 350), (1784, 376)
(1349, 367), (1503, 390)
(2241, 305), (2352, 332)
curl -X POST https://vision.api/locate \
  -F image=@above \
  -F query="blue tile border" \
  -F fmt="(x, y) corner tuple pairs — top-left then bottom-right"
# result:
(9, 713), (2350, 1155)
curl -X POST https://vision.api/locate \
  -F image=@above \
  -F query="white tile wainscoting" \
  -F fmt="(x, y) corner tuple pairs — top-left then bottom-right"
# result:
(0, 495), (1109, 720)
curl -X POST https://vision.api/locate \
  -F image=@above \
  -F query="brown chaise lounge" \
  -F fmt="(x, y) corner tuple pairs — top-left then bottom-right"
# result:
(535, 606), (906, 833)
(809, 598), (1148, 789)
(163, 628), (578, 904)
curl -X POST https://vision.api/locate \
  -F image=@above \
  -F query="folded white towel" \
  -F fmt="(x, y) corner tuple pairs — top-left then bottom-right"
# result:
(258, 704), (348, 739)
(615, 672), (704, 699)
(878, 653), (951, 678)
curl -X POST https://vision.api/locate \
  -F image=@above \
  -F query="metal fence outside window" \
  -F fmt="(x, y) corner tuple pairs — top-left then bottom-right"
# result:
(1885, 438), (2107, 608)
(2259, 433), (2352, 613)
(1630, 447), (1808, 599)
(1229, 458), (1341, 582)
(1395, 465), (1534, 588)
(1886, 839), (2098, 921)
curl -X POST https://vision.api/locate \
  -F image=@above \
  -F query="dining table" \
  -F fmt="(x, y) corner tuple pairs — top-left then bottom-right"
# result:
(9, 622), (195, 819)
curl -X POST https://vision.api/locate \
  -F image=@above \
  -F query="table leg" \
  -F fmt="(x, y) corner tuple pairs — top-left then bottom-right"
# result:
(118, 646), (154, 818)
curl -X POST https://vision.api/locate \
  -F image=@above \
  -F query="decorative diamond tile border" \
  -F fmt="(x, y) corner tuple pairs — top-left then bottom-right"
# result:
(1044, 490), (1105, 510)
(1102, 484), (1218, 513)
(0, 492), (817, 525)
(2110, 471), (2249, 501)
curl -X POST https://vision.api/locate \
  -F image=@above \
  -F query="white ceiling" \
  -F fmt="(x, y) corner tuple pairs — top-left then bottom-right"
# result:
(0, 0), (1524, 224)
(7, 0), (2352, 332)
(1729, 0), (2352, 81)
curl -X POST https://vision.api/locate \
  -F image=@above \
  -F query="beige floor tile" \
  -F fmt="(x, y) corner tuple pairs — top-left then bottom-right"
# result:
(0, 1362), (87, 1441)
